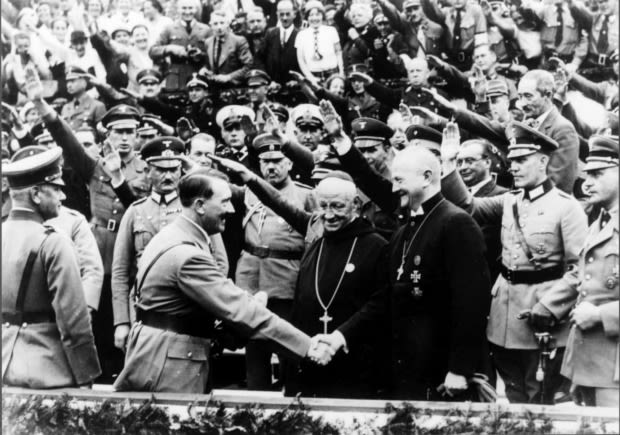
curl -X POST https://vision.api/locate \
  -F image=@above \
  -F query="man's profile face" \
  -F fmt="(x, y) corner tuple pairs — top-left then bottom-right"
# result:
(489, 94), (510, 123)
(34, 184), (65, 220)
(66, 77), (87, 95)
(201, 179), (234, 234)
(582, 167), (618, 209)
(316, 180), (357, 233)
(358, 143), (388, 172)
(457, 143), (490, 187)
(391, 159), (426, 209)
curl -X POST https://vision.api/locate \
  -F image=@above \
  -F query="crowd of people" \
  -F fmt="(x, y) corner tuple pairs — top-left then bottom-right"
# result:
(1, 0), (618, 408)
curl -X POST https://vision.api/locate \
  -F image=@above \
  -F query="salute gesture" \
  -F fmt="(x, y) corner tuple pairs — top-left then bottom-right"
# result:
(440, 121), (460, 174)
(319, 99), (343, 137)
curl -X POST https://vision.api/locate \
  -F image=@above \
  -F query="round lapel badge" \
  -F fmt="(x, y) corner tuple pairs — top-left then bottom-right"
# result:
(345, 263), (355, 273)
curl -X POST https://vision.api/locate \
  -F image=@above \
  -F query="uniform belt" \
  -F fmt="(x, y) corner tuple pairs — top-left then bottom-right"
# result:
(500, 264), (564, 284)
(587, 52), (610, 66)
(244, 244), (304, 260)
(136, 308), (212, 339)
(92, 216), (119, 232)
(2, 311), (56, 325)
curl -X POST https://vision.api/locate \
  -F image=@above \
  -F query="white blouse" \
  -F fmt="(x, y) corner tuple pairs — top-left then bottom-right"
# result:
(295, 25), (340, 72)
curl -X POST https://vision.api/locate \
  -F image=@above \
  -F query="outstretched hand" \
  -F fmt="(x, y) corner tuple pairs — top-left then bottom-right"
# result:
(24, 65), (44, 101)
(441, 121), (460, 163)
(210, 154), (255, 184)
(421, 87), (456, 115)
(319, 99), (343, 137)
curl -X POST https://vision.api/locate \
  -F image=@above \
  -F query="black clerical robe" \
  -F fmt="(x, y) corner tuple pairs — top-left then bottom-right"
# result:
(387, 192), (491, 401)
(284, 218), (389, 399)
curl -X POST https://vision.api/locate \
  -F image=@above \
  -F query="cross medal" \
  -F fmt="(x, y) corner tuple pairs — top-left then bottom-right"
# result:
(319, 311), (333, 334)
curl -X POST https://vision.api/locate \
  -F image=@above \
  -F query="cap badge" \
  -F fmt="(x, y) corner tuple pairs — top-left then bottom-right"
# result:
(162, 149), (174, 157)
(269, 144), (275, 151)
(163, 140), (172, 149)
(358, 121), (367, 129)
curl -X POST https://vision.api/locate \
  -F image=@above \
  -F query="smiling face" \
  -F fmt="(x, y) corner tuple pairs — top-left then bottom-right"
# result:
(132, 26), (149, 50)
(179, 0), (197, 22)
(316, 177), (358, 233)
(200, 178), (234, 234)
(391, 147), (438, 210)
(307, 8), (324, 28)
(582, 166), (619, 209)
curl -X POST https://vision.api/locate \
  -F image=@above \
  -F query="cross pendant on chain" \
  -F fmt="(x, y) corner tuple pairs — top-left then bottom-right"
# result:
(319, 311), (333, 334)
(396, 265), (404, 280)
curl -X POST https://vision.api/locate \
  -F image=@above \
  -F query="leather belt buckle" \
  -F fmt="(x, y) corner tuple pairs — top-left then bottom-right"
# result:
(107, 219), (117, 232)
(598, 54), (607, 65)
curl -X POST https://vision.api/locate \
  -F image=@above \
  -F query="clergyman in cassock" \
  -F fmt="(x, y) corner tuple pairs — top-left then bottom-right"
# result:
(286, 173), (389, 399)
(213, 156), (390, 398)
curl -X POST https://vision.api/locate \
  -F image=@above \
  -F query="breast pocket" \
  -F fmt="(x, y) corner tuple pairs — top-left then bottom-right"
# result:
(526, 222), (557, 259)
(602, 244), (619, 293)
(132, 222), (154, 254)
(154, 339), (210, 393)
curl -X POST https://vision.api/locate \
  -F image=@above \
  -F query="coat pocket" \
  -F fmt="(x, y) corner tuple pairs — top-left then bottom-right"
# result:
(154, 338), (210, 393)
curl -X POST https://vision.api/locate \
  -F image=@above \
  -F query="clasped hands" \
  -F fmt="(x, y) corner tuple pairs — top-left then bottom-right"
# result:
(306, 331), (347, 366)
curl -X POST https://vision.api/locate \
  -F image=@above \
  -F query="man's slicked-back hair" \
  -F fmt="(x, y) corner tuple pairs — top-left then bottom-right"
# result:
(179, 172), (216, 206)
(522, 69), (555, 97)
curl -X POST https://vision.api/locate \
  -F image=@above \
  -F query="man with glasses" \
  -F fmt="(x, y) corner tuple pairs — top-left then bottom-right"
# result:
(374, 0), (444, 58)
(456, 139), (507, 281)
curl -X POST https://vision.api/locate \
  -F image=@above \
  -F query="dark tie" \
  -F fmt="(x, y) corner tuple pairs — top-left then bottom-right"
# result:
(600, 209), (611, 229)
(453, 9), (462, 49)
(213, 37), (222, 73)
(597, 14), (610, 55)
(185, 20), (192, 36)
(555, 4), (563, 47)
(313, 28), (322, 60)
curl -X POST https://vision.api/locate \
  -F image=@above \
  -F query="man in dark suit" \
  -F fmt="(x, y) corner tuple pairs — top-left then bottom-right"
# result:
(262, 0), (301, 86)
(203, 10), (254, 89)
(457, 139), (507, 282)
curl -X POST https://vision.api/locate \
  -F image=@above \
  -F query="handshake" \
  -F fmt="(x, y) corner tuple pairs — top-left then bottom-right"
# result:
(306, 331), (348, 365)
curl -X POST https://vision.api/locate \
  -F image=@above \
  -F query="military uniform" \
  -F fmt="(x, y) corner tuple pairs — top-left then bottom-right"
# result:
(442, 123), (588, 404)
(561, 135), (619, 407)
(60, 66), (107, 130)
(113, 212), (312, 393)
(42, 104), (149, 382)
(2, 147), (101, 388)
(235, 134), (316, 389)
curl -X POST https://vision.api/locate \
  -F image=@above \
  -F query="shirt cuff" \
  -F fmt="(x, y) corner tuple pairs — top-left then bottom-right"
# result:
(333, 329), (349, 354)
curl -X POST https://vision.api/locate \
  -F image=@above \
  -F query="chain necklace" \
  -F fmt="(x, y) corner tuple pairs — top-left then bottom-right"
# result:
(396, 199), (445, 280)
(314, 236), (358, 333)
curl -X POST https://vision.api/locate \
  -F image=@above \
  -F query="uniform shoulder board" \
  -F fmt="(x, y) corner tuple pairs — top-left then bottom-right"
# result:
(132, 196), (149, 206)
(405, 86), (412, 93)
(293, 181), (312, 190)
(508, 188), (521, 195)
(556, 189), (572, 199)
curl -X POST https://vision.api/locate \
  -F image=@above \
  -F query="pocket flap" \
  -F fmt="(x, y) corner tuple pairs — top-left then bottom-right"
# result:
(167, 340), (208, 361)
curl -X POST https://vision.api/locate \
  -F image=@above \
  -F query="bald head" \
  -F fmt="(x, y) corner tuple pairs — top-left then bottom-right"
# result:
(316, 176), (357, 199)
(391, 147), (441, 210)
(406, 57), (430, 88)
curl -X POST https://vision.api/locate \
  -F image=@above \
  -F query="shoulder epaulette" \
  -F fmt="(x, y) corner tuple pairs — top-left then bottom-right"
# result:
(42, 223), (57, 234)
(556, 189), (572, 199)
(293, 181), (312, 190)
(132, 196), (149, 206)
(508, 189), (522, 195)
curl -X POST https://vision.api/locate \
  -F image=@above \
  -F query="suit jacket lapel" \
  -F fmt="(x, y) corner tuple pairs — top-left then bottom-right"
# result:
(286, 28), (298, 50)
(474, 179), (495, 197)
(538, 106), (558, 134)
(586, 210), (618, 252)
(218, 34), (234, 67)
(207, 37), (215, 69)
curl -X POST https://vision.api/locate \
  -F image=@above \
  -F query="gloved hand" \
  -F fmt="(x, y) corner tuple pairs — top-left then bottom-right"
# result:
(529, 303), (556, 332)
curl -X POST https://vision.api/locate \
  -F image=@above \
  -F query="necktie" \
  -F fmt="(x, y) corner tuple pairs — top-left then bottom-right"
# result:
(555, 4), (563, 47)
(600, 209), (611, 229)
(313, 28), (322, 60)
(213, 37), (222, 73)
(597, 14), (610, 55)
(453, 9), (462, 49)
(185, 20), (192, 35)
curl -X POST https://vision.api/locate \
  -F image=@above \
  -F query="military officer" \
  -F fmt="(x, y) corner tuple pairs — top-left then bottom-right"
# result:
(291, 104), (326, 153)
(215, 105), (256, 164)
(246, 69), (274, 130)
(560, 135), (619, 407)
(61, 65), (107, 130)
(111, 137), (185, 347)
(27, 66), (150, 382)
(113, 172), (330, 393)
(236, 133), (316, 390)
(440, 121), (588, 404)
(2, 146), (101, 388)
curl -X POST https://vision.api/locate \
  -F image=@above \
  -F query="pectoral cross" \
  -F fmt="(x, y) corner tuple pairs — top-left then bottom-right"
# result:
(410, 270), (421, 283)
(397, 265), (404, 280)
(319, 311), (333, 334)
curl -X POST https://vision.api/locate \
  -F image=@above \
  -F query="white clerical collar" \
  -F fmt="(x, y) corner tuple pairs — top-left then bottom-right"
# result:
(410, 207), (424, 217)
(469, 177), (492, 196)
